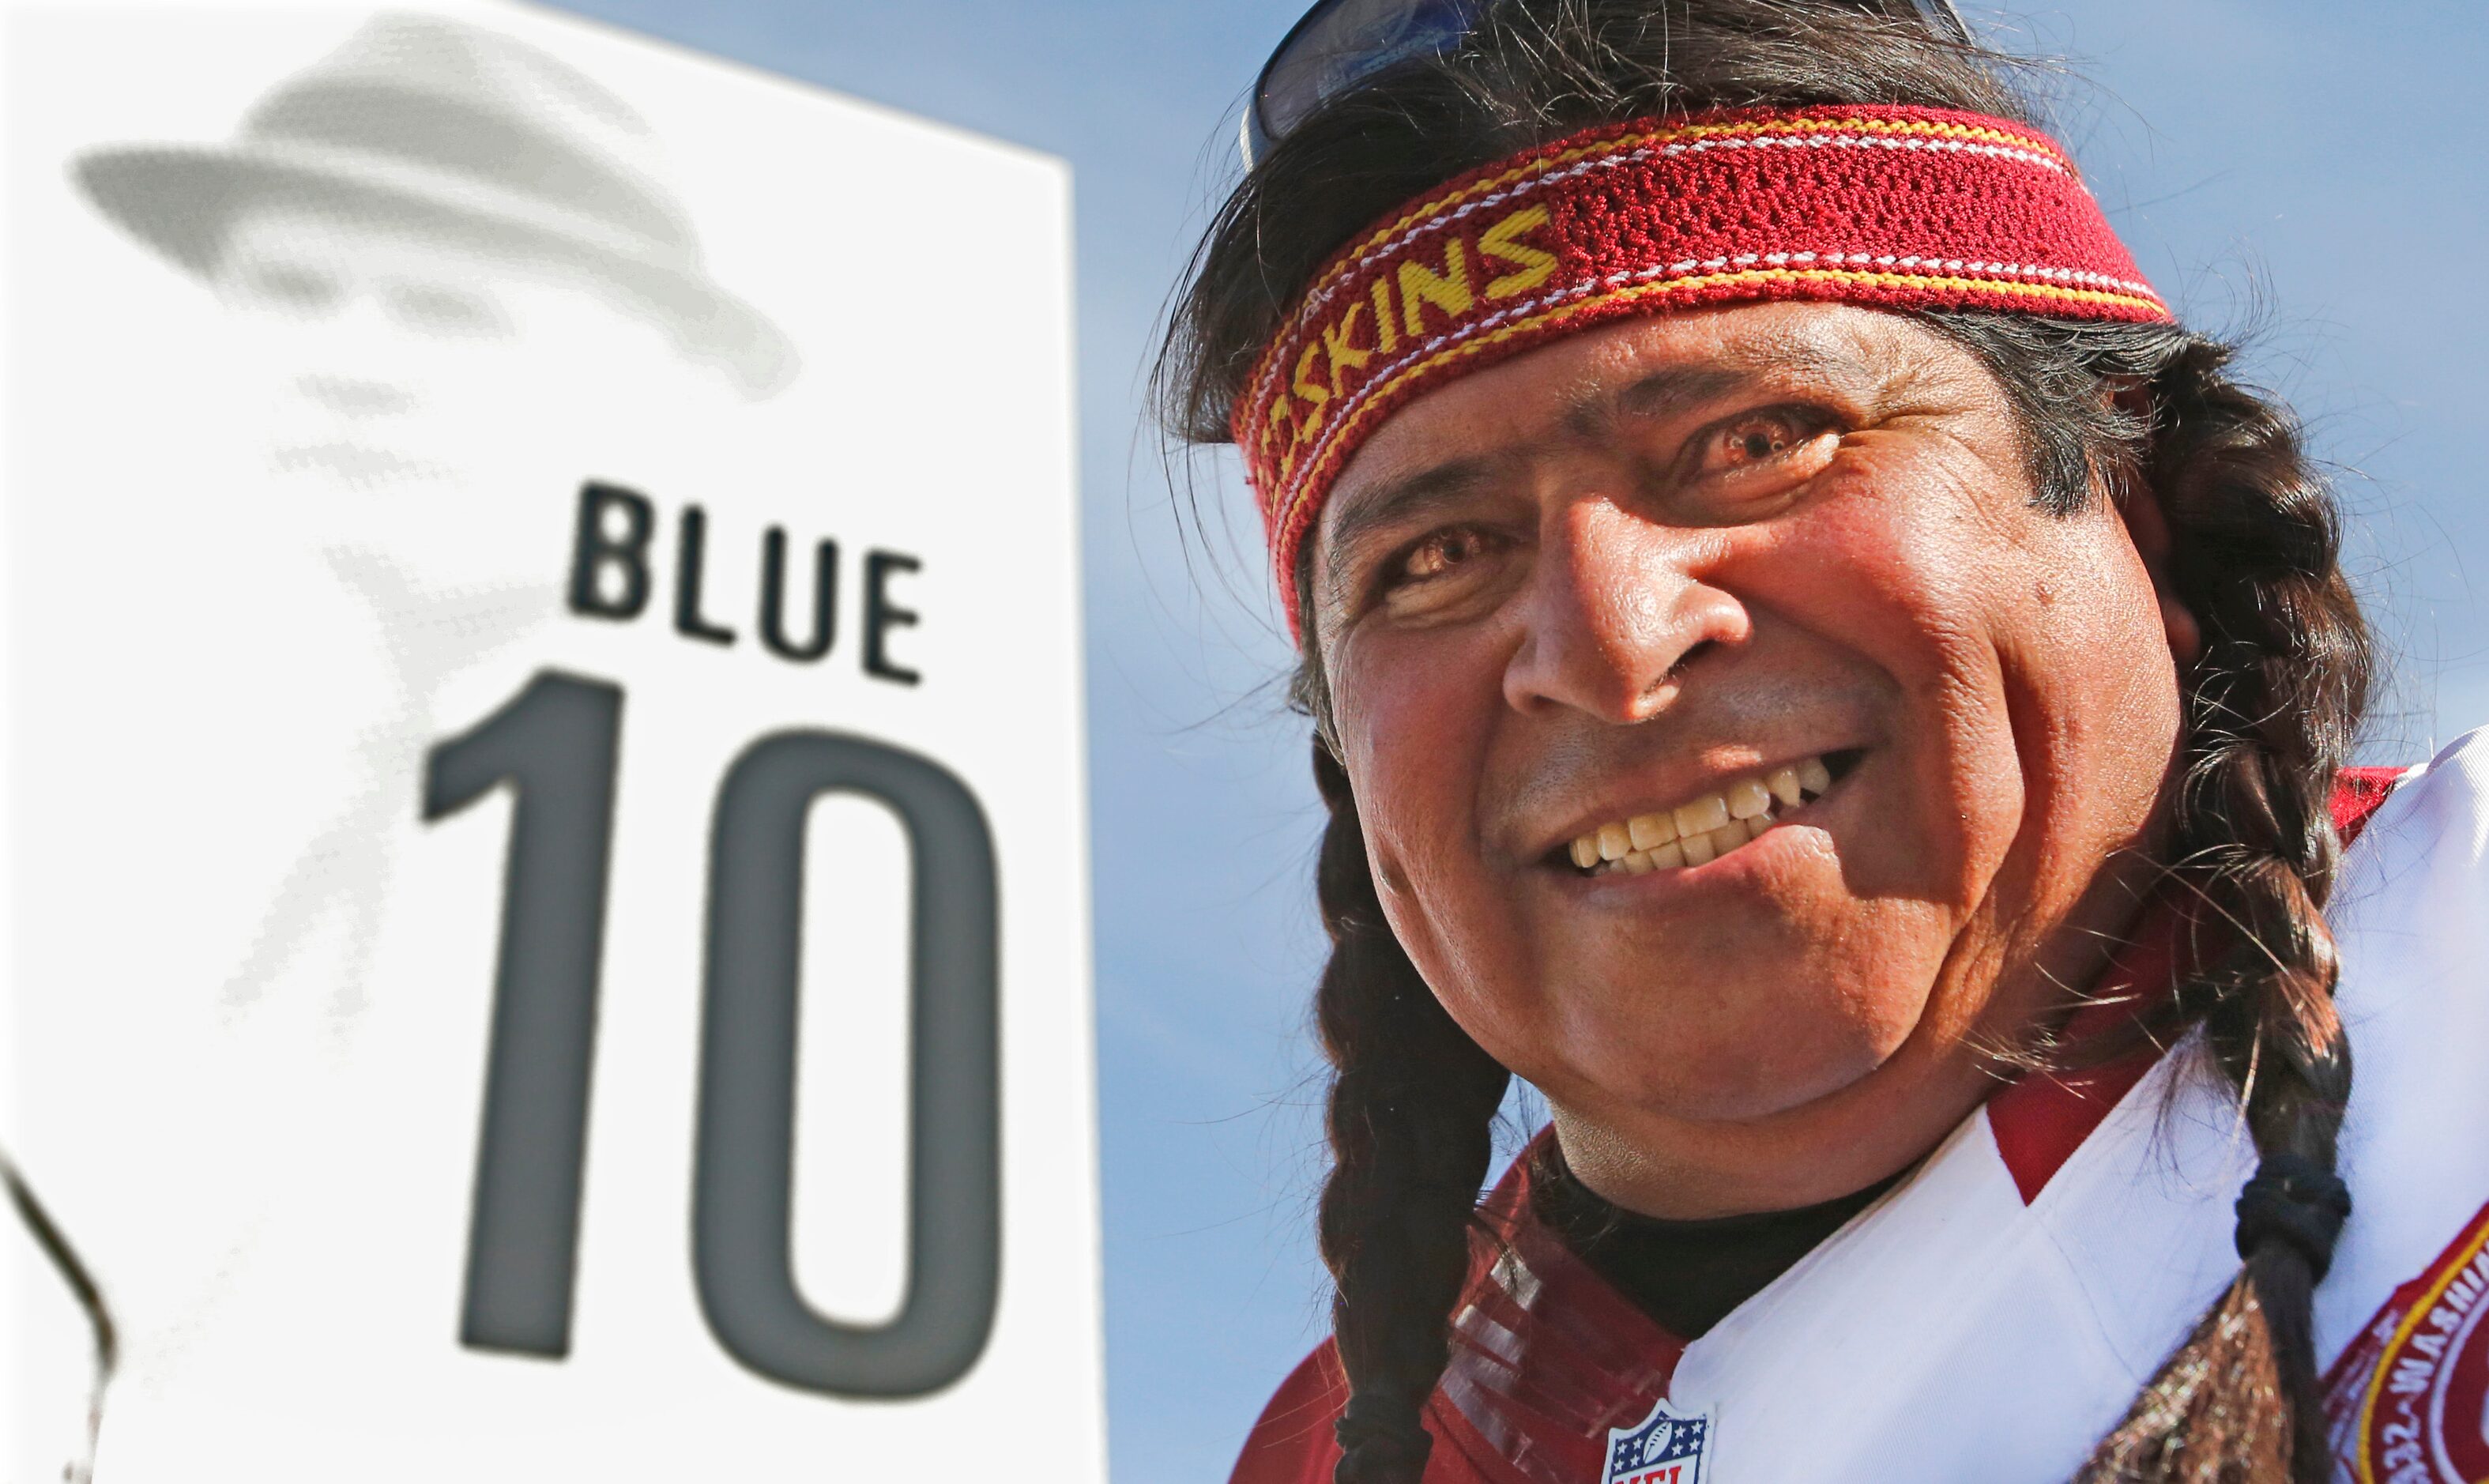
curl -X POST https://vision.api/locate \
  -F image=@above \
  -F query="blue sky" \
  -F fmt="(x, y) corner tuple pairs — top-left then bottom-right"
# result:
(542, 3), (2489, 1478)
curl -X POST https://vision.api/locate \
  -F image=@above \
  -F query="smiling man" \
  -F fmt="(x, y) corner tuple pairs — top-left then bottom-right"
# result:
(1315, 303), (2184, 1219)
(1162, 3), (2489, 1483)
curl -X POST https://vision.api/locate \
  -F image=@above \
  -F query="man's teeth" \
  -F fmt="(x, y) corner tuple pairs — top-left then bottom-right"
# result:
(1566, 756), (1836, 876)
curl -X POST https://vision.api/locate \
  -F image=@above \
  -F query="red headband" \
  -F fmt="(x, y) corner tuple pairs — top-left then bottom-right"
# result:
(1237, 104), (2171, 634)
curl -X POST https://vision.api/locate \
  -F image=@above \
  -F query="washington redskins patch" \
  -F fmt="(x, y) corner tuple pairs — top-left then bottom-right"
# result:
(2325, 1200), (2489, 1483)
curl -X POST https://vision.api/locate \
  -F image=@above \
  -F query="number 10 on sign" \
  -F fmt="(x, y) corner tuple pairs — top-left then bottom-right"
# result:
(424, 671), (1002, 1399)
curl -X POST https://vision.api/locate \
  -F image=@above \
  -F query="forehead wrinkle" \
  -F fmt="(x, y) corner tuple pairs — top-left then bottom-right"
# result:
(1319, 454), (1501, 582)
(1553, 319), (1896, 444)
(1560, 365), (1749, 441)
(1728, 313), (1927, 397)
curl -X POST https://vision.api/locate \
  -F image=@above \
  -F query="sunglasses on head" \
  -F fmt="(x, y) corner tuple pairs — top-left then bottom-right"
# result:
(1241, 0), (1975, 167)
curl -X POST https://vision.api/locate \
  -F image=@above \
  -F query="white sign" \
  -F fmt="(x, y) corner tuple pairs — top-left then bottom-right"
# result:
(0, 5), (1101, 1481)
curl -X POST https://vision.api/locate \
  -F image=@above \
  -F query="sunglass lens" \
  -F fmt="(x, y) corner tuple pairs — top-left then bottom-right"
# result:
(1255, 0), (1483, 147)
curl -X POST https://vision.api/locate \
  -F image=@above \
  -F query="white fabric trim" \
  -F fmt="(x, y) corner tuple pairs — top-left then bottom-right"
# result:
(1647, 732), (2489, 1481)
(2315, 740), (2489, 1365)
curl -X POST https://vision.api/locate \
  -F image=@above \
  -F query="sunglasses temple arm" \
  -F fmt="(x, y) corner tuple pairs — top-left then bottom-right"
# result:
(1921, 0), (1974, 43)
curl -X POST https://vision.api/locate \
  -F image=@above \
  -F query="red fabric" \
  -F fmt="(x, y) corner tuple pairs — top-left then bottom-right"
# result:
(2333, 765), (2404, 846)
(1236, 104), (2171, 633)
(1225, 1341), (1548, 1484)
(1987, 768), (2408, 1203)
(1230, 1343), (1350, 1484)
(1231, 1146), (1684, 1484)
(1986, 900), (2191, 1204)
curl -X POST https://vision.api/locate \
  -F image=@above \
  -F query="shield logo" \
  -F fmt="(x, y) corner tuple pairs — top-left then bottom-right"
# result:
(1602, 1395), (1711, 1484)
(2330, 1200), (2489, 1483)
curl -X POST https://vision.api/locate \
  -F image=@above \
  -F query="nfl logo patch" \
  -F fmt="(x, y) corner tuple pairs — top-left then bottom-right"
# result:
(1602, 1396), (1711, 1484)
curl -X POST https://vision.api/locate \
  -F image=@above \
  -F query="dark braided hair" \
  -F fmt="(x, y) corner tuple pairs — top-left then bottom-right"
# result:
(1310, 740), (1511, 1482)
(1157, 4), (2374, 1481)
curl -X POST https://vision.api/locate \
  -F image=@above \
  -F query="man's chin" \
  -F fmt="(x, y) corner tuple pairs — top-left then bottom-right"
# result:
(1557, 1006), (1901, 1128)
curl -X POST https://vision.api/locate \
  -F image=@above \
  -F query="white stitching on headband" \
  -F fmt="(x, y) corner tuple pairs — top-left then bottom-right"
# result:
(1267, 250), (2164, 526)
(1244, 128), (2075, 418)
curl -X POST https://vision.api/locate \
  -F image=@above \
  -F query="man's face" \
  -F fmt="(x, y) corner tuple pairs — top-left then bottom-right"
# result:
(1311, 303), (2188, 1173)
(209, 202), (708, 603)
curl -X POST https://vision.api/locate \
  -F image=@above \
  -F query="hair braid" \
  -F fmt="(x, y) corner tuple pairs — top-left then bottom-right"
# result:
(1309, 739), (1512, 1484)
(2067, 340), (2371, 1484)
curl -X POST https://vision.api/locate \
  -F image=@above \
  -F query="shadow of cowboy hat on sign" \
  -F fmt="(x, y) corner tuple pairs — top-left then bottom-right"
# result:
(72, 11), (797, 399)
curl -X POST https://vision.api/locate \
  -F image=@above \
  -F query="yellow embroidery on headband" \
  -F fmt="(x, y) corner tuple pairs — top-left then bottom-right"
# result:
(1266, 266), (2164, 533)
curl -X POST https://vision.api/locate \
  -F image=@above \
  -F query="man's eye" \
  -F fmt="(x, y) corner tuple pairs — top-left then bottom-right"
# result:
(1696, 408), (1834, 475)
(390, 284), (511, 337)
(1364, 525), (1516, 621)
(1388, 527), (1500, 589)
(238, 264), (341, 315)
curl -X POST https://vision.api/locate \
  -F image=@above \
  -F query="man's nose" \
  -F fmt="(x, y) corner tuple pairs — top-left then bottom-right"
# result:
(1501, 499), (1749, 723)
(281, 292), (426, 416)
(292, 374), (417, 416)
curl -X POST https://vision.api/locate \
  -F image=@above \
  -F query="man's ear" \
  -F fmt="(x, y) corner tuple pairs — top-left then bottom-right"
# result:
(2114, 470), (2203, 668)
(2099, 380), (2202, 666)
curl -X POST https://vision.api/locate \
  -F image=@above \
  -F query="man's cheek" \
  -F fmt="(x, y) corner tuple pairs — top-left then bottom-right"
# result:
(1763, 897), (1962, 1079)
